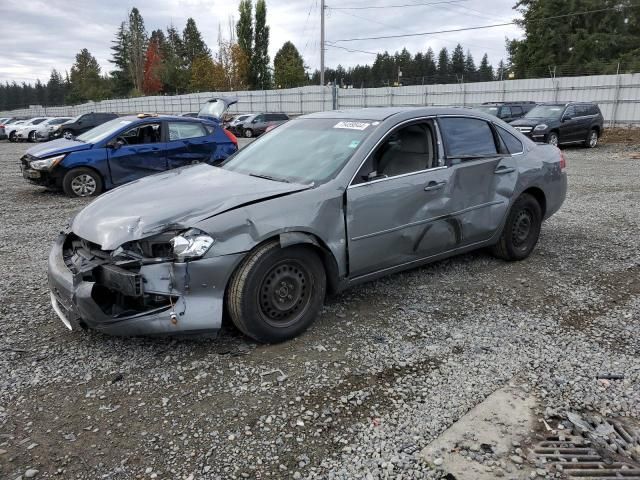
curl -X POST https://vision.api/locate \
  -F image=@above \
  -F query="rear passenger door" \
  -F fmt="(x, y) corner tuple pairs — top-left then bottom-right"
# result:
(166, 121), (217, 169)
(437, 116), (518, 245)
(559, 105), (580, 142)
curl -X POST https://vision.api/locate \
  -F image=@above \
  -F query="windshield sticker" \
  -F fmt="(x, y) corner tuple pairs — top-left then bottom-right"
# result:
(348, 140), (360, 149)
(334, 121), (370, 130)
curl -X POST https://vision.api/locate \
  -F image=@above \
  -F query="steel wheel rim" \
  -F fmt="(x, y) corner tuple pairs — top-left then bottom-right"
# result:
(71, 174), (96, 197)
(258, 260), (312, 328)
(512, 209), (533, 248)
(549, 134), (558, 146)
(245, 129), (252, 138)
(589, 131), (598, 147)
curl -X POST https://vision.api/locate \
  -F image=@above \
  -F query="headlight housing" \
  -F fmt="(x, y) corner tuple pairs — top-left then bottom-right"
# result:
(534, 124), (548, 131)
(170, 229), (214, 260)
(30, 154), (66, 170)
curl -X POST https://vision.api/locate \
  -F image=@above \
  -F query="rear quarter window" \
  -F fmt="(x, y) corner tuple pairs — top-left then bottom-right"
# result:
(497, 126), (524, 154)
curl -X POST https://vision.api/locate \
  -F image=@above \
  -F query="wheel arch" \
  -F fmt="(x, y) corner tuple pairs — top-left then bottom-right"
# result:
(521, 186), (547, 218)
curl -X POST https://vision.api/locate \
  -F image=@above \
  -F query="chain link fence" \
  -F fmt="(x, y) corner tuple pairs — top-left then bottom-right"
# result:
(2, 72), (639, 126)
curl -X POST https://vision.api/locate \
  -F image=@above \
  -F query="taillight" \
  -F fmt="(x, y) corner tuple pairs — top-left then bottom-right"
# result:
(559, 150), (566, 170)
(223, 128), (238, 147)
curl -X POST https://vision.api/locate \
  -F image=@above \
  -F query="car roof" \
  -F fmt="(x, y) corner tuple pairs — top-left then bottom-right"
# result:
(301, 106), (499, 121)
(118, 114), (212, 123)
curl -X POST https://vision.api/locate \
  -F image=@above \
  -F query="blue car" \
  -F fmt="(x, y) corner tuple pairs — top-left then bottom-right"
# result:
(20, 99), (238, 197)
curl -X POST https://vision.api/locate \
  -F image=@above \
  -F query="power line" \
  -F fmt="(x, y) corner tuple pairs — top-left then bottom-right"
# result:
(331, 5), (640, 42)
(329, 0), (470, 10)
(325, 42), (379, 55)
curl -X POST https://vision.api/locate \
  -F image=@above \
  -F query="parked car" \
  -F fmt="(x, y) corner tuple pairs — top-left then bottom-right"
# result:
(227, 114), (253, 135)
(511, 102), (604, 147)
(241, 112), (290, 138)
(475, 102), (536, 123)
(4, 120), (27, 141)
(34, 117), (73, 142)
(21, 113), (238, 197)
(0, 118), (18, 140)
(13, 118), (49, 142)
(46, 107), (567, 343)
(51, 112), (119, 139)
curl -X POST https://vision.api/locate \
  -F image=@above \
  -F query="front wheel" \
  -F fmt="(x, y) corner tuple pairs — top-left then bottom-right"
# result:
(244, 128), (254, 138)
(62, 168), (103, 197)
(9, 132), (16, 142)
(491, 193), (542, 261)
(547, 132), (559, 147)
(227, 241), (326, 343)
(62, 129), (73, 140)
(28, 131), (36, 142)
(584, 128), (598, 148)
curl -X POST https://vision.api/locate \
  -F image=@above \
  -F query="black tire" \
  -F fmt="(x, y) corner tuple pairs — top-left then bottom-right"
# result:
(491, 193), (542, 261)
(547, 131), (559, 147)
(9, 132), (16, 142)
(584, 128), (598, 148)
(28, 131), (36, 142)
(244, 128), (254, 138)
(62, 167), (103, 197)
(227, 241), (326, 343)
(62, 129), (73, 139)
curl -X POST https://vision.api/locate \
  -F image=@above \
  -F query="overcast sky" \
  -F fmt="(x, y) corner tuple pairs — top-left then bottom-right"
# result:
(0, 0), (523, 84)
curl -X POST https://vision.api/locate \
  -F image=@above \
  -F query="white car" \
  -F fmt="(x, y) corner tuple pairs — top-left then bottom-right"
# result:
(0, 118), (18, 140)
(5, 120), (28, 142)
(15, 118), (50, 142)
(33, 117), (72, 142)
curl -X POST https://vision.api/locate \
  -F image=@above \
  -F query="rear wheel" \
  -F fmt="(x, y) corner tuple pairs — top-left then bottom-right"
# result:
(28, 131), (36, 142)
(491, 193), (542, 261)
(244, 128), (254, 138)
(62, 167), (103, 197)
(62, 129), (73, 139)
(9, 131), (16, 142)
(227, 241), (326, 343)
(547, 131), (559, 147)
(584, 128), (598, 148)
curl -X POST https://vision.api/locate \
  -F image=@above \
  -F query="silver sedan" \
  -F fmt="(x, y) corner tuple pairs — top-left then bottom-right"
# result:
(48, 107), (567, 343)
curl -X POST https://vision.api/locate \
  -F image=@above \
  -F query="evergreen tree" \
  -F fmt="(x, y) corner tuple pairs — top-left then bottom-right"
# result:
(436, 48), (450, 83)
(273, 41), (306, 88)
(252, 0), (271, 89)
(128, 8), (148, 94)
(109, 22), (133, 96)
(68, 48), (106, 103)
(34, 79), (47, 105)
(236, 0), (253, 69)
(478, 54), (494, 81)
(163, 25), (189, 94)
(183, 18), (211, 70)
(47, 69), (66, 105)
(496, 60), (507, 81)
(450, 44), (465, 79)
(464, 50), (476, 82)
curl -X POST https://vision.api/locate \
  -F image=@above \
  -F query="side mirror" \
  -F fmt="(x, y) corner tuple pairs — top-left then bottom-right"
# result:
(363, 170), (385, 182)
(252, 119), (258, 124)
(108, 139), (123, 150)
(562, 115), (572, 122)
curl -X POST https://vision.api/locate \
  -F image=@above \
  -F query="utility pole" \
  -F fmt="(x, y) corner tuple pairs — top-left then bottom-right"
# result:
(320, 0), (325, 86)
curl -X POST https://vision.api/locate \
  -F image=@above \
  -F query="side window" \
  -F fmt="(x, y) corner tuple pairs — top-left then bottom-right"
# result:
(354, 122), (436, 183)
(577, 105), (591, 116)
(564, 106), (576, 118)
(253, 115), (264, 123)
(589, 105), (600, 115)
(118, 123), (161, 145)
(168, 122), (207, 141)
(501, 106), (512, 117)
(265, 114), (275, 121)
(439, 117), (498, 159)
(512, 106), (523, 116)
(497, 126), (524, 155)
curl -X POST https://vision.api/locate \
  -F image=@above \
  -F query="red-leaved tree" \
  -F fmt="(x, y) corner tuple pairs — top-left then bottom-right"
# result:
(142, 40), (163, 95)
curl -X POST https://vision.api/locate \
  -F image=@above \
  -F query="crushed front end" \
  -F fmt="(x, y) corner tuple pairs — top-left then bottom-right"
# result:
(47, 231), (243, 336)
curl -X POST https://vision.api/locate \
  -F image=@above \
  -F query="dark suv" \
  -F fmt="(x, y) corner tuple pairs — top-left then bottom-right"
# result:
(511, 102), (604, 148)
(52, 112), (119, 139)
(241, 113), (289, 138)
(475, 102), (536, 123)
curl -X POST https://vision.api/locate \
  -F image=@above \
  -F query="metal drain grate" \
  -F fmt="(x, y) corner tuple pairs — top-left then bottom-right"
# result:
(532, 414), (640, 479)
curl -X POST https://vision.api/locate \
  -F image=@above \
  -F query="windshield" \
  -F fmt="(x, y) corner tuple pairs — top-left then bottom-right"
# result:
(476, 106), (499, 116)
(222, 118), (375, 185)
(525, 105), (564, 119)
(76, 118), (133, 143)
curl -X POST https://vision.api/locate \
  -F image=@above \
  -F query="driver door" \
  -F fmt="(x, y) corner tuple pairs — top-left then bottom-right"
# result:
(346, 121), (456, 278)
(107, 122), (167, 185)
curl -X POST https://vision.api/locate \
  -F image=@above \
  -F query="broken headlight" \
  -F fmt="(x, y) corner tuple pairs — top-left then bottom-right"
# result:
(30, 153), (66, 170)
(170, 229), (214, 260)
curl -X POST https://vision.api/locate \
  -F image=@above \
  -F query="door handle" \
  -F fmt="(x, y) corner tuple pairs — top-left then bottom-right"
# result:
(494, 166), (515, 174)
(424, 181), (446, 191)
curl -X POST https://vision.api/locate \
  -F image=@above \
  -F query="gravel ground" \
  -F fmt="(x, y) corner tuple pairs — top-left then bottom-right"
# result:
(0, 139), (639, 480)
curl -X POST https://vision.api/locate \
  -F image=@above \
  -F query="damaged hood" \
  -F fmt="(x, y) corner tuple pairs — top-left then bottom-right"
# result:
(27, 138), (92, 158)
(71, 164), (311, 250)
